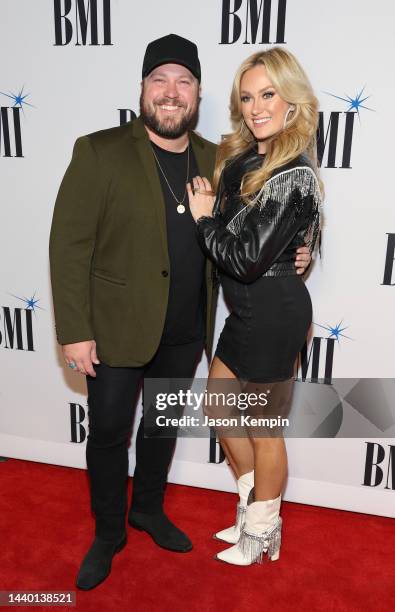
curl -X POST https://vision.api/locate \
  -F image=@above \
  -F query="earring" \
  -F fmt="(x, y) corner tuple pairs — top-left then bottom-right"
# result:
(283, 105), (295, 128)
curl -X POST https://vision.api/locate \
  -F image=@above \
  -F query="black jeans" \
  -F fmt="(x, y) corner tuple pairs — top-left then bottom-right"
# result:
(86, 339), (204, 539)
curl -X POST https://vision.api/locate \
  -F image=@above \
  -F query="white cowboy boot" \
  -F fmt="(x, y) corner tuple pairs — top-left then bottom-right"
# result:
(215, 495), (282, 565)
(213, 471), (254, 544)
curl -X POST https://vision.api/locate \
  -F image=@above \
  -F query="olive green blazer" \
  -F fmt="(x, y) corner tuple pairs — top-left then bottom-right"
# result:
(49, 116), (218, 366)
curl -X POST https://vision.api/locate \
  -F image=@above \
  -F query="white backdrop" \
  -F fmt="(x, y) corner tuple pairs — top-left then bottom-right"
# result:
(0, 0), (394, 518)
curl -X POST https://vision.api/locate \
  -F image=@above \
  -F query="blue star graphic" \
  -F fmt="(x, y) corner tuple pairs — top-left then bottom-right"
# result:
(9, 291), (44, 313)
(314, 320), (352, 343)
(0, 85), (34, 115)
(323, 86), (374, 122)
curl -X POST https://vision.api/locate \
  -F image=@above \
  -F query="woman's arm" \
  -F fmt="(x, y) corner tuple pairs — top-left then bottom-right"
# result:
(195, 167), (320, 283)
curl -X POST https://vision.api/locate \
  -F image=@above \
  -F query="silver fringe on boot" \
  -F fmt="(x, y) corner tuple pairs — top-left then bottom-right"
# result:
(238, 516), (282, 564)
(235, 503), (247, 530)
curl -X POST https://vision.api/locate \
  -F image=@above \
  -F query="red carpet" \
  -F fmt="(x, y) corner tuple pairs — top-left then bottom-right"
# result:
(1, 458), (394, 612)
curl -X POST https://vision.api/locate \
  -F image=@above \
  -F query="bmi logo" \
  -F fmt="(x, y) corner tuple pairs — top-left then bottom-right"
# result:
(319, 87), (374, 169)
(54, 0), (113, 46)
(363, 442), (394, 490)
(296, 320), (351, 385)
(0, 87), (33, 158)
(209, 430), (226, 464)
(70, 403), (87, 442)
(0, 292), (42, 351)
(119, 109), (136, 125)
(221, 0), (288, 44)
(382, 233), (395, 286)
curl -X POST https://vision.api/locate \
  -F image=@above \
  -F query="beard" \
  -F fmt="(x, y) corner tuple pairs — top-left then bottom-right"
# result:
(140, 91), (199, 139)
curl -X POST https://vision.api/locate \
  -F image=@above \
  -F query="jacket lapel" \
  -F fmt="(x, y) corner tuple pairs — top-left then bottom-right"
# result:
(130, 117), (169, 260)
(190, 131), (214, 181)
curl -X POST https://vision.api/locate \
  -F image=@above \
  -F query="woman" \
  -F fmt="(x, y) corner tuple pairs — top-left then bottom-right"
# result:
(187, 47), (323, 566)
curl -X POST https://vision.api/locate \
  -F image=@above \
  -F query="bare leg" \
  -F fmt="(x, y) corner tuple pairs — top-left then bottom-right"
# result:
(207, 357), (254, 479)
(244, 378), (293, 500)
(251, 437), (287, 500)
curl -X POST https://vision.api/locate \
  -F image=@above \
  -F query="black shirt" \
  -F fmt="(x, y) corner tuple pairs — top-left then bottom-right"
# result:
(151, 141), (206, 345)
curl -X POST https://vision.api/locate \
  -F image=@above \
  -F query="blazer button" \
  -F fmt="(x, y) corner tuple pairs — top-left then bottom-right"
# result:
(161, 270), (169, 277)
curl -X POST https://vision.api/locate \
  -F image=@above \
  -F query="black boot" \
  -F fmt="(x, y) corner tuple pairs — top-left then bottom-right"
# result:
(76, 533), (127, 590)
(128, 511), (192, 552)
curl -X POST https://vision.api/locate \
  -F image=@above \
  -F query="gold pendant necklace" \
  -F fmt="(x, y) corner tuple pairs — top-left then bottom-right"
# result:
(151, 143), (190, 214)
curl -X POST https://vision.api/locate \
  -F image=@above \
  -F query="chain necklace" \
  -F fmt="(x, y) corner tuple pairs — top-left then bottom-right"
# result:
(151, 143), (190, 214)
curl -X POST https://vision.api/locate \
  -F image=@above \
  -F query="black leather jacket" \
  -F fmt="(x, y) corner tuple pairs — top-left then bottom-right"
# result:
(196, 147), (321, 284)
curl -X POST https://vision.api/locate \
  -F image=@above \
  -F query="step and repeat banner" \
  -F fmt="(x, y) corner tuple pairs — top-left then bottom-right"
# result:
(0, 1), (394, 517)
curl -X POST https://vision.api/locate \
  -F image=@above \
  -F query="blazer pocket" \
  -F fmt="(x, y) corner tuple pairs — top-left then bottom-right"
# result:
(91, 269), (127, 286)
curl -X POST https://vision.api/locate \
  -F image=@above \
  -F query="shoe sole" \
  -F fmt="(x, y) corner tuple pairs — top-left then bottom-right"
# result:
(213, 551), (280, 565)
(128, 520), (193, 553)
(76, 537), (127, 591)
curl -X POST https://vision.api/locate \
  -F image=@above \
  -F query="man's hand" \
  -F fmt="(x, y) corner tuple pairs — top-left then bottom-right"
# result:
(62, 340), (100, 377)
(295, 246), (311, 275)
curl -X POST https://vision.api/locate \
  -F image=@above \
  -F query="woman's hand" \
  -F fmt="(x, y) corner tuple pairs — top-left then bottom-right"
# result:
(187, 176), (215, 222)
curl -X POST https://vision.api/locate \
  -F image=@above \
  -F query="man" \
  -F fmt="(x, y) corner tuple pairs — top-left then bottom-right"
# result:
(49, 34), (311, 590)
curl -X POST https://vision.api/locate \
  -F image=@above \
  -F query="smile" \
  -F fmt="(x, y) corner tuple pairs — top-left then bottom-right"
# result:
(253, 117), (272, 124)
(159, 105), (182, 112)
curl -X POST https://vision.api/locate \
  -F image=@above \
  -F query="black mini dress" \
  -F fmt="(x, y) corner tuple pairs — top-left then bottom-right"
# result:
(196, 147), (321, 383)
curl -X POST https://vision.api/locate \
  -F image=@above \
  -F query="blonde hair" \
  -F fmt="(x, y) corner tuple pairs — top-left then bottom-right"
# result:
(213, 47), (323, 202)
